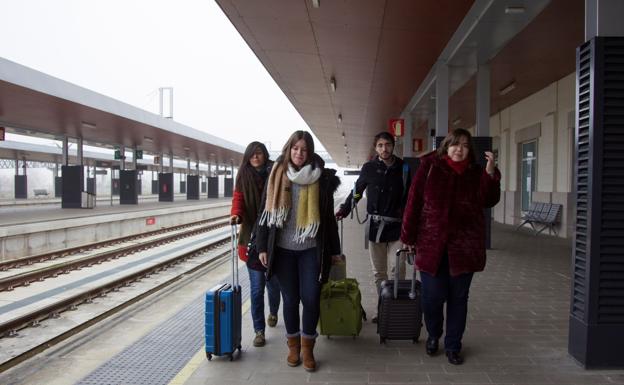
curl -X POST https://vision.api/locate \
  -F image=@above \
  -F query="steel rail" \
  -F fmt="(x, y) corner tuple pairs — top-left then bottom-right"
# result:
(0, 234), (231, 339)
(0, 237), (232, 373)
(0, 215), (229, 271)
(0, 218), (229, 292)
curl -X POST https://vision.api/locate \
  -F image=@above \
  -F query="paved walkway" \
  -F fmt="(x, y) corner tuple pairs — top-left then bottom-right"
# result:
(183, 218), (624, 385)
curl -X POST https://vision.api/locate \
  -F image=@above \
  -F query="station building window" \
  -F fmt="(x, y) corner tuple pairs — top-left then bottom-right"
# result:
(520, 141), (537, 211)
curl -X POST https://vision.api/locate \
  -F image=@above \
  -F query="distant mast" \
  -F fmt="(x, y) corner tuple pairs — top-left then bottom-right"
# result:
(159, 87), (173, 119)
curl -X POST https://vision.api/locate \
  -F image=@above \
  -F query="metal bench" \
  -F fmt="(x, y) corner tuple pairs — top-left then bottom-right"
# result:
(33, 189), (49, 197)
(516, 202), (562, 236)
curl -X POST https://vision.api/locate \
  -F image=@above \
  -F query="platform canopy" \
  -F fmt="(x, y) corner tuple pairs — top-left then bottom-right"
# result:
(215, 0), (583, 166)
(0, 57), (244, 167)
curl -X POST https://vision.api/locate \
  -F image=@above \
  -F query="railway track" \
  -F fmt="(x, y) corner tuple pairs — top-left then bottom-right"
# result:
(0, 221), (236, 372)
(0, 215), (229, 272)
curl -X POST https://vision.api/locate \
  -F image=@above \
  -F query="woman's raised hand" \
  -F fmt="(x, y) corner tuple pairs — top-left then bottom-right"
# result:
(485, 151), (496, 175)
(230, 215), (241, 225)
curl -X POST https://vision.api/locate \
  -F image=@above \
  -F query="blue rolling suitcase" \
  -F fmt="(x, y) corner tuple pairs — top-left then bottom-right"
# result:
(205, 225), (242, 361)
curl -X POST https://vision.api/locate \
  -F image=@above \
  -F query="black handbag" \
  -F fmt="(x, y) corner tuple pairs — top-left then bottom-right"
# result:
(246, 226), (265, 272)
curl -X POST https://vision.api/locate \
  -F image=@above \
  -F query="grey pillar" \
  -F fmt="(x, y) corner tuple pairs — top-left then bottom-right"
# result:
(159, 153), (164, 173)
(62, 136), (69, 166)
(476, 63), (490, 136)
(435, 61), (449, 137)
(169, 153), (174, 173)
(402, 115), (413, 158)
(119, 145), (125, 170)
(77, 137), (84, 166)
(428, 112), (436, 150)
(585, 0), (624, 41)
(92, 165), (97, 195)
(133, 148), (138, 170)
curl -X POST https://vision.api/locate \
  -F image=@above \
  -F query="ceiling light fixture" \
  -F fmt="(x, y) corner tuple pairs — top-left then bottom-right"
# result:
(338, 113), (342, 123)
(330, 76), (336, 92)
(505, 6), (525, 14)
(343, 144), (347, 149)
(143, 136), (153, 143)
(82, 121), (96, 129)
(311, 0), (320, 8)
(341, 132), (345, 138)
(499, 81), (516, 96)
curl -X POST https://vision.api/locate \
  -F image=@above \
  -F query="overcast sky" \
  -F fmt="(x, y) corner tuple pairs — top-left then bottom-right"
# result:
(0, 0), (324, 153)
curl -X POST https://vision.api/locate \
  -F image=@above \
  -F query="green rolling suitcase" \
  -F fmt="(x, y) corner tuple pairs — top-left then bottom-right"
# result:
(319, 278), (366, 337)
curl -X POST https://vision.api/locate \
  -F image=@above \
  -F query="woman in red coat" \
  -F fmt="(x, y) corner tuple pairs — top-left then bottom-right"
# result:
(401, 128), (500, 365)
(231, 141), (280, 348)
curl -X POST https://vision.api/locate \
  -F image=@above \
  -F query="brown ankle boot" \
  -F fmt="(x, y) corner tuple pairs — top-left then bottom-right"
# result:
(286, 336), (301, 367)
(301, 336), (316, 372)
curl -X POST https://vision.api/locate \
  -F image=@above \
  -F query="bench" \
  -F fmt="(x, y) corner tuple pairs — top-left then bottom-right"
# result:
(516, 202), (562, 236)
(33, 189), (49, 197)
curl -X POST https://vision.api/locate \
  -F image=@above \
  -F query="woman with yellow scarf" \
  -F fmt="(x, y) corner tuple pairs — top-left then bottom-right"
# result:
(257, 130), (341, 372)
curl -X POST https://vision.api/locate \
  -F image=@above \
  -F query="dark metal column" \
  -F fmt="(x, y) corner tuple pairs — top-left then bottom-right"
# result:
(569, 36), (624, 369)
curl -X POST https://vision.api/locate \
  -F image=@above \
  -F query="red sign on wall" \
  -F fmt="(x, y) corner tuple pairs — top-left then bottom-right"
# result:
(0, 127), (5, 141)
(412, 138), (424, 152)
(146, 217), (156, 225)
(388, 119), (405, 137)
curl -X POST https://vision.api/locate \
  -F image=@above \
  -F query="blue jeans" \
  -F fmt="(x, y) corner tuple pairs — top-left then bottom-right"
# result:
(247, 267), (281, 333)
(273, 247), (320, 338)
(420, 253), (474, 352)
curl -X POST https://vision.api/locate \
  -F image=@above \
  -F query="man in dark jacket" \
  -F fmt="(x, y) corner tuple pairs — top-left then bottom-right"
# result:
(336, 132), (410, 321)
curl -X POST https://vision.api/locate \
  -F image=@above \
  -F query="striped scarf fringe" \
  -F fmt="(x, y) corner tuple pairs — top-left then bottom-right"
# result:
(260, 162), (321, 243)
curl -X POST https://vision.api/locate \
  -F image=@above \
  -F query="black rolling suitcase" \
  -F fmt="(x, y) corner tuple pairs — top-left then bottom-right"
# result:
(377, 248), (423, 343)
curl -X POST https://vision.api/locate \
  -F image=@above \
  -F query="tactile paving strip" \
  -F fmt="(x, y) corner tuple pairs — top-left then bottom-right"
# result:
(76, 265), (250, 385)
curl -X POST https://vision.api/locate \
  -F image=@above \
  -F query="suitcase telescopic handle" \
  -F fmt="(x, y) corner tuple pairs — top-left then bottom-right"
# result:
(231, 224), (239, 287)
(339, 219), (343, 254)
(395, 248), (416, 300)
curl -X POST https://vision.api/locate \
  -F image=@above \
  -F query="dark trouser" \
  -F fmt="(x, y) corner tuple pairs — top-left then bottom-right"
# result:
(273, 247), (320, 338)
(247, 266), (281, 333)
(420, 253), (473, 352)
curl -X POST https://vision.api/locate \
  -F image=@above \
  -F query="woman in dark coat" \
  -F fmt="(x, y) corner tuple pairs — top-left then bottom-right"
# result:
(257, 130), (341, 372)
(401, 128), (500, 365)
(230, 141), (280, 348)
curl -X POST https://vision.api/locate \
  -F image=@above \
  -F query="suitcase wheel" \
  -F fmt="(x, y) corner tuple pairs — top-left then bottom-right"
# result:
(412, 338), (418, 344)
(379, 337), (386, 344)
(228, 354), (234, 362)
(207, 353), (212, 361)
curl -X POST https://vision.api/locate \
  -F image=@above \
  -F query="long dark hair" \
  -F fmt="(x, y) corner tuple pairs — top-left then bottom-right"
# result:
(436, 128), (477, 163)
(235, 141), (270, 190)
(277, 130), (316, 172)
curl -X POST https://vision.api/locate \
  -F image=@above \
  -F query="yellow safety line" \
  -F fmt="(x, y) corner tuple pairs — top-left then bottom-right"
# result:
(168, 298), (251, 385)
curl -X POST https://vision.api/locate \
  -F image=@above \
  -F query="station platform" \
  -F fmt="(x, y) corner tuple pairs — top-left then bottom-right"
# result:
(0, 196), (230, 227)
(0, 197), (231, 261)
(3, 216), (622, 385)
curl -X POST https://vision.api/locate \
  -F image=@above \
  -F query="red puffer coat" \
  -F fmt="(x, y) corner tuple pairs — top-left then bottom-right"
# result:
(400, 152), (501, 277)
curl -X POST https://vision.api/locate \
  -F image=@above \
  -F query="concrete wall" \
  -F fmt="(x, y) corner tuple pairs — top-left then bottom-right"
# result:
(0, 202), (230, 261)
(487, 72), (576, 238)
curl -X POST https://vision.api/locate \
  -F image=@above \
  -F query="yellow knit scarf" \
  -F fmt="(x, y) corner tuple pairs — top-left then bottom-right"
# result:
(260, 162), (320, 243)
